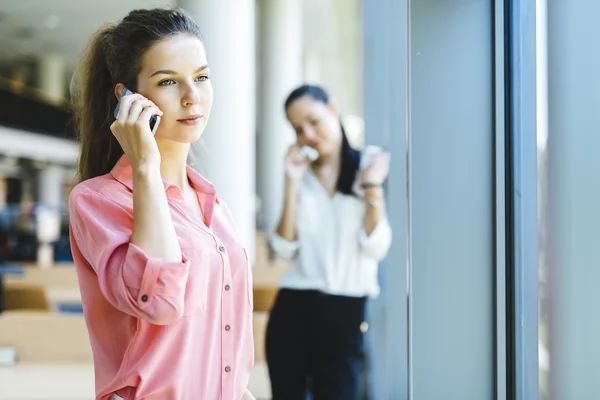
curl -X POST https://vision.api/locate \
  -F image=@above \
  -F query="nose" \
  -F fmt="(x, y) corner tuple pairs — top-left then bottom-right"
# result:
(300, 125), (316, 140)
(181, 82), (201, 107)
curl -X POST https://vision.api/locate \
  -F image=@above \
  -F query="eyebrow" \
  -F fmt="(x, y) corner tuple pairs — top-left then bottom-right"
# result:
(150, 64), (209, 78)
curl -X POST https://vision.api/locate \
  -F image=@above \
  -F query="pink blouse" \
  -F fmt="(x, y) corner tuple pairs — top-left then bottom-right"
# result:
(69, 156), (254, 400)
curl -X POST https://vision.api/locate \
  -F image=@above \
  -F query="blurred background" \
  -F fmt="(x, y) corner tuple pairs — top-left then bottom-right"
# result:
(0, 0), (598, 399)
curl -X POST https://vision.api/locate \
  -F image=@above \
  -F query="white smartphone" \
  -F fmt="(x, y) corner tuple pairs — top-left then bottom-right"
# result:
(113, 87), (161, 135)
(300, 145), (319, 161)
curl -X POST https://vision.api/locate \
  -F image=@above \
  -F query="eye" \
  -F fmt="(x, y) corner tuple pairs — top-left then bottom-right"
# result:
(310, 119), (319, 126)
(158, 79), (176, 86)
(195, 75), (210, 82)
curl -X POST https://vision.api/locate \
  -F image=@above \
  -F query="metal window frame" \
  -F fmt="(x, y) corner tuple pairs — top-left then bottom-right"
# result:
(506, 0), (540, 399)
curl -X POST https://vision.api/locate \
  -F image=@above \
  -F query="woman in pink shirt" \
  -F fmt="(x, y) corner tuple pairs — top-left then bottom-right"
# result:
(68, 8), (254, 400)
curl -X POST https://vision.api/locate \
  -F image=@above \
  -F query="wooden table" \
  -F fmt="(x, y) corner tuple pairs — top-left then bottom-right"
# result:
(0, 264), (26, 313)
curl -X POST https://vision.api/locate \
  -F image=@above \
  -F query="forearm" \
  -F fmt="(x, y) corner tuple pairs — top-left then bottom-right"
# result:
(363, 186), (384, 236)
(130, 163), (181, 262)
(275, 178), (300, 241)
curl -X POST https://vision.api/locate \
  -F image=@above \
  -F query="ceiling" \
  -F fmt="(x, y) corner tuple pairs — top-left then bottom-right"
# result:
(0, 0), (175, 70)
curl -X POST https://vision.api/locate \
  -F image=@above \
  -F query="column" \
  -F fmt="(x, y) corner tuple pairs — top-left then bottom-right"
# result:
(37, 165), (63, 209)
(36, 165), (64, 267)
(178, 0), (256, 261)
(303, 0), (362, 116)
(37, 54), (66, 105)
(256, 0), (303, 230)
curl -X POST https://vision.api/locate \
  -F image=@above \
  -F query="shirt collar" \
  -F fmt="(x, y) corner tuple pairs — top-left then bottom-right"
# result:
(110, 155), (219, 225)
(111, 154), (213, 191)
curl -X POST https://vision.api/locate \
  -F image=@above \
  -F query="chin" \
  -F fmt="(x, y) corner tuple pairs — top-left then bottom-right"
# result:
(157, 126), (206, 143)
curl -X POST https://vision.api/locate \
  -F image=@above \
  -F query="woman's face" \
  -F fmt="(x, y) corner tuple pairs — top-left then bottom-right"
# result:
(135, 34), (213, 143)
(285, 96), (342, 157)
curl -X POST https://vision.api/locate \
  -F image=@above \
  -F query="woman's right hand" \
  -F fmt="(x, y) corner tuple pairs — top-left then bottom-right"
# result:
(285, 145), (310, 182)
(110, 92), (163, 168)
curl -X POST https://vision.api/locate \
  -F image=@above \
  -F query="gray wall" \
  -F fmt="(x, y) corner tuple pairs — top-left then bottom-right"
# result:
(364, 0), (498, 398)
(548, 0), (600, 398)
(410, 1), (494, 398)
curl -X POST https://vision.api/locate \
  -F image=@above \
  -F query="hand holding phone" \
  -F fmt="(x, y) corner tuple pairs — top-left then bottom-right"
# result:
(114, 87), (161, 135)
(300, 145), (319, 162)
(285, 145), (313, 182)
(110, 86), (163, 166)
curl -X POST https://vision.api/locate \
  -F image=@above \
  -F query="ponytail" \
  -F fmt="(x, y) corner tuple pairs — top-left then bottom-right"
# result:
(71, 25), (122, 183)
(336, 124), (361, 195)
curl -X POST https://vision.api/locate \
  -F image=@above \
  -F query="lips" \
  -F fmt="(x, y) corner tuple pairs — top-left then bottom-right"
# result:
(177, 115), (203, 125)
(178, 115), (202, 122)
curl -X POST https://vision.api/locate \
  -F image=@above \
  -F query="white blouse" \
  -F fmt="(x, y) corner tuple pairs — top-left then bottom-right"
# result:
(269, 146), (392, 298)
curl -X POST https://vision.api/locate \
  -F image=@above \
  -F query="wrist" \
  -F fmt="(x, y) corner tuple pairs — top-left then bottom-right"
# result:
(360, 181), (382, 190)
(363, 186), (383, 199)
(365, 197), (383, 211)
(285, 176), (301, 190)
(131, 162), (161, 180)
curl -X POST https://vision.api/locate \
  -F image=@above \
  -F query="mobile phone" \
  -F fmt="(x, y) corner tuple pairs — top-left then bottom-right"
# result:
(113, 87), (161, 135)
(300, 145), (319, 162)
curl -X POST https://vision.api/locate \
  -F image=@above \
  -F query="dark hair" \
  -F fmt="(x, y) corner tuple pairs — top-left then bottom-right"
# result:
(70, 8), (203, 182)
(284, 84), (361, 196)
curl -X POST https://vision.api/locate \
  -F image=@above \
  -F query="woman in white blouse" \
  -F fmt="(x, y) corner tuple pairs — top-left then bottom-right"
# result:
(266, 84), (392, 400)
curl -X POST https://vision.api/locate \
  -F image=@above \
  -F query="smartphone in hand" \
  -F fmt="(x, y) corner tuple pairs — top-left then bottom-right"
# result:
(300, 145), (319, 162)
(113, 87), (161, 135)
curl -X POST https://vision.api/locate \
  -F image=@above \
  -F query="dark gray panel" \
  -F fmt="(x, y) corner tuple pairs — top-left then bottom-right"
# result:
(410, 1), (494, 398)
(363, 0), (410, 398)
(547, 1), (600, 398)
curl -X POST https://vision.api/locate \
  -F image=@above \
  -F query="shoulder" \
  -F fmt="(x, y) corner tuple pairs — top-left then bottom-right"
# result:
(69, 174), (131, 213)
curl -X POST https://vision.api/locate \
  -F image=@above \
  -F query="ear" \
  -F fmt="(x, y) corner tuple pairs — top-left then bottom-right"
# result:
(114, 83), (126, 100)
(326, 99), (339, 115)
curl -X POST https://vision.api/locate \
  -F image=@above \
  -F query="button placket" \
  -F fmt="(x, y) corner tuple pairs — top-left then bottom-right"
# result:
(219, 242), (235, 397)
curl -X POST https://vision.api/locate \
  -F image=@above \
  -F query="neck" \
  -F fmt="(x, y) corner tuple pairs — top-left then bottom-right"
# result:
(156, 140), (192, 190)
(314, 140), (342, 169)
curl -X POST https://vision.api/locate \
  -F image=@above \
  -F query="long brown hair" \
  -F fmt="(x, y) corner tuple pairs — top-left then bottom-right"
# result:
(70, 8), (203, 182)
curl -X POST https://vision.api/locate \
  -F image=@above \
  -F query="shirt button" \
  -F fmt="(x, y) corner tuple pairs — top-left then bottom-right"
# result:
(224, 284), (231, 291)
(219, 245), (225, 252)
(225, 366), (231, 373)
(225, 325), (231, 331)
(360, 321), (369, 333)
(141, 294), (148, 302)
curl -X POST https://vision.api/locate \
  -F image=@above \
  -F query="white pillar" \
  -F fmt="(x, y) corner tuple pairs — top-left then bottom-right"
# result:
(37, 54), (66, 105)
(37, 165), (64, 267)
(37, 165), (64, 209)
(257, 0), (303, 230)
(303, 0), (363, 116)
(179, 0), (256, 261)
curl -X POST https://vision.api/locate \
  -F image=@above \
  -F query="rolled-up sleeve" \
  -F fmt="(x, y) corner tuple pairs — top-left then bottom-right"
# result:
(358, 215), (392, 262)
(269, 233), (300, 261)
(69, 190), (190, 325)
